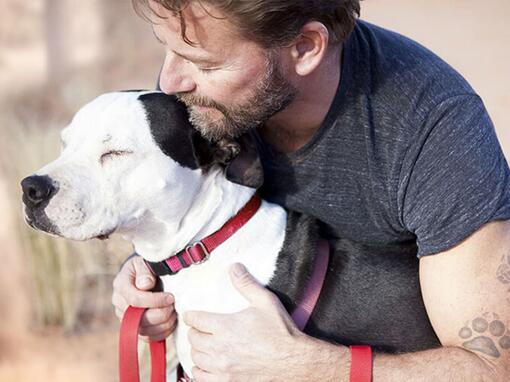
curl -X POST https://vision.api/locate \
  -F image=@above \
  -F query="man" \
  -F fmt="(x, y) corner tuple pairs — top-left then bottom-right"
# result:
(111, 0), (510, 380)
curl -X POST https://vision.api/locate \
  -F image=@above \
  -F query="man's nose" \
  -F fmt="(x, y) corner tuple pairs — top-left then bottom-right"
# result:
(21, 175), (57, 206)
(159, 55), (196, 94)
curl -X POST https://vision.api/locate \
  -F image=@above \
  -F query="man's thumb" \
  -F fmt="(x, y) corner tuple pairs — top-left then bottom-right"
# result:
(230, 263), (268, 305)
(133, 257), (156, 290)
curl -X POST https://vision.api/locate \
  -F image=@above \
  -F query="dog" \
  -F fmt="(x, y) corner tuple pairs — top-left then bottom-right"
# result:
(21, 91), (440, 378)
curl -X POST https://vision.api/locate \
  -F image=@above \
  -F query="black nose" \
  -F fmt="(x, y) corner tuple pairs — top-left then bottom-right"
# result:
(21, 175), (57, 206)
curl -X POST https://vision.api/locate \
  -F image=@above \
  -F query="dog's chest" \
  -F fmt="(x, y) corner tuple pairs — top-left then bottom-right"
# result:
(162, 260), (249, 314)
(156, 202), (288, 376)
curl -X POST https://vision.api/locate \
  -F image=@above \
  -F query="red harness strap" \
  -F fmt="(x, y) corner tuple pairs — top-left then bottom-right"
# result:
(291, 238), (329, 331)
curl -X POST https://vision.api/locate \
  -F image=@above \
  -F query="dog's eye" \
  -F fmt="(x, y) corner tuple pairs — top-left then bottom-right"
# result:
(100, 150), (133, 164)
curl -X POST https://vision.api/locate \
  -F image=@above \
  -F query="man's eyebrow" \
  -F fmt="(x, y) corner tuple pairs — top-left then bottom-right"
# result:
(172, 50), (217, 65)
(151, 26), (218, 65)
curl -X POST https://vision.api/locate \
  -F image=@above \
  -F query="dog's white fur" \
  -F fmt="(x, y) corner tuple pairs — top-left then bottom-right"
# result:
(26, 91), (287, 376)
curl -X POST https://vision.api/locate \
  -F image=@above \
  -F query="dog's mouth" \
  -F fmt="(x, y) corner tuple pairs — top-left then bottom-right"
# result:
(95, 227), (116, 241)
(24, 205), (116, 241)
(23, 206), (60, 236)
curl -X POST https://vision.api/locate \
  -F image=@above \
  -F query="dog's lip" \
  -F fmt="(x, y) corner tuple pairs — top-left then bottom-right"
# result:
(24, 215), (35, 227)
(95, 226), (116, 240)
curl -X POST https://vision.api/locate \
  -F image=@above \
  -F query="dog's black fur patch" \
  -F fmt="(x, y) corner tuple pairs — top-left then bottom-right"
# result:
(139, 92), (264, 188)
(270, 216), (441, 353)
(267, 211), (318, 313)
(138, 92), (200, 170)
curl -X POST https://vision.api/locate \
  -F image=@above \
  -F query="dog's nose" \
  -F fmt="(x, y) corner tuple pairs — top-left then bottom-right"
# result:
(21, 175), (57, 206)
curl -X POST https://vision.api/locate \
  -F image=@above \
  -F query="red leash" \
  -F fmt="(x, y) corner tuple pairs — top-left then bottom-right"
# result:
(119, 306), (167, 382)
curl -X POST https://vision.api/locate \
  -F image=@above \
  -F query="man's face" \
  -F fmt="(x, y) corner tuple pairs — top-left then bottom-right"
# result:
(150, 1), (297, 141)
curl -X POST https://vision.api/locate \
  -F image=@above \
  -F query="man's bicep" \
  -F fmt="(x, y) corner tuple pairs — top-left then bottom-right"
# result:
(419, 220), (510, 367)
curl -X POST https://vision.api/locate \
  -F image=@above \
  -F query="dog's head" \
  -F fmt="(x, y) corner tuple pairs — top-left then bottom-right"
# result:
(21, 91), (263, 241)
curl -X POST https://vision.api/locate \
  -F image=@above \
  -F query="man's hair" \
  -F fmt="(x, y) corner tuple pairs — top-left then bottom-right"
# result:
(133, 0), (361, 48)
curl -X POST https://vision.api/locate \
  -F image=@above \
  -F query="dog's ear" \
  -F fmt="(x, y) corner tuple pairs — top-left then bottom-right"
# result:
(190, 132), (264, 189)
(190, 130), (216, 169)
(224, 134), (264, 189)
(190, 131), (239, 167)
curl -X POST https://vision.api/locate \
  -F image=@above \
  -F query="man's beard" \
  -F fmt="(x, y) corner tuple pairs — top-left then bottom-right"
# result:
(176, 53), (297, 142)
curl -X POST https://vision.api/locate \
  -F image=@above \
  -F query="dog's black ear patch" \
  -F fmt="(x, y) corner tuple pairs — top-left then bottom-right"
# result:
(190, 130), (216, 169)
(138, 92), (199, 170)
(191, 133), (241, 169)
(139, 92), (264, 188)
(224, 134), (264, 188)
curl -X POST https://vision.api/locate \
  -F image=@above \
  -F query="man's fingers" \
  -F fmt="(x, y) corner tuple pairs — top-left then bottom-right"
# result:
(183, 311), (225, 334)
(115, 307), (124, 320)
(139, 318), (177, 338)
(123, 289), (174, 309)
(111, 290), (128, 317)
(132, 256), (156, 290)
(187, 327), (215, 354)
(190, 349), (219, 374)
(140, 307), (177, 328)
(191, 366), (218, 382)
(229, 263), (274, 306)
(139, 329), (173, 343)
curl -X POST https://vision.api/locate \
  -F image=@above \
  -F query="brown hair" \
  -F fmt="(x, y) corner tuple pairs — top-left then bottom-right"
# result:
(133, 0), (361, 48)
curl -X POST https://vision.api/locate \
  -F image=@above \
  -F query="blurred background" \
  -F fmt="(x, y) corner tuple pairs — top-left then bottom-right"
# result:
(0, 1), (508, 381)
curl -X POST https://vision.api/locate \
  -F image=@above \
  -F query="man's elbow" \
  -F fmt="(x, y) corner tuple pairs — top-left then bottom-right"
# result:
(457, 346), (508, 382)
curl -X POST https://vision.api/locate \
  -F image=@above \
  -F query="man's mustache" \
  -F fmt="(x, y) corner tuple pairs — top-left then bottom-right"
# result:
(176, 93), (231, 116)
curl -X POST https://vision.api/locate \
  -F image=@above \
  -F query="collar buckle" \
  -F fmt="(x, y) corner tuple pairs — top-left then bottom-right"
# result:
(185, 241), (210, 265)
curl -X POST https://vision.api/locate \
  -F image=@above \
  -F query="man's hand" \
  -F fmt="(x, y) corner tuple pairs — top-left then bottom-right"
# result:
(112, 255), (177, 342)
(184, 263), (344, 382)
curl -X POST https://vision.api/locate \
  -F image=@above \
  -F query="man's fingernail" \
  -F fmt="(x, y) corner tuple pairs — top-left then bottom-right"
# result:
(166, 295), (174, 304)
(232, 263), (247, 277)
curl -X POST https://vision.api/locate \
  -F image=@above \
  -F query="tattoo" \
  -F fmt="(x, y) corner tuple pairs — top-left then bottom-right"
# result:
(496, 253), (510, 286)
(458, 313), (510, 358)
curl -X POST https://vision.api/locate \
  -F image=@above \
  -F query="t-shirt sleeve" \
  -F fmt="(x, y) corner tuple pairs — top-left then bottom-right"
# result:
(400, 94), (510, 258)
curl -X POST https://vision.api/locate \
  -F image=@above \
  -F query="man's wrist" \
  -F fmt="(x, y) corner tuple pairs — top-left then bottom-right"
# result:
(296, 334), (350, 382)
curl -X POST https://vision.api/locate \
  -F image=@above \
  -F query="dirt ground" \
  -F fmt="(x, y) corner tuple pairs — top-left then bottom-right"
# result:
(0, 1), (508, 382)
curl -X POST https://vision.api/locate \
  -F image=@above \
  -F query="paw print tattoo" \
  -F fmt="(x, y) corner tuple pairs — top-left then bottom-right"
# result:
(496, 253), (510, 285)
(459, 314), (510, 358)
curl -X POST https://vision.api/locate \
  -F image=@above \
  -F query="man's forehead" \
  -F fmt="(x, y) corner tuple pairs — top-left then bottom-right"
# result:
(149, 1), (238, 56)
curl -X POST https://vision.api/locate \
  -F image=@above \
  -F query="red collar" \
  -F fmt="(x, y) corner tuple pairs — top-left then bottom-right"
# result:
(144, 195), (262, 276)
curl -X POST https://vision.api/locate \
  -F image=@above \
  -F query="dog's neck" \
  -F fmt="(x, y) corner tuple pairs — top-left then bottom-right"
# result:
(124, 168), (256, 262)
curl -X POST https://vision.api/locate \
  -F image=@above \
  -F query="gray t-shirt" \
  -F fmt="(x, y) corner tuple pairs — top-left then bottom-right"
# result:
(254, 20), (510, 258)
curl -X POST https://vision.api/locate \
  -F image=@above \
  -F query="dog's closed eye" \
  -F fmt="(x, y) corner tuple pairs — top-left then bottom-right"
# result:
(100, 150), (133, 164)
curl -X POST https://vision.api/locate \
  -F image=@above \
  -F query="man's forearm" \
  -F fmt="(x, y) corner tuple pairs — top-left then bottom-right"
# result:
(372, 346), (499, 381)
(306, 338), (500, 381)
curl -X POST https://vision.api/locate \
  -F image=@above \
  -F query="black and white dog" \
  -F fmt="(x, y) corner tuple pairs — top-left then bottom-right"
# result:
(21, 91), (439, 377)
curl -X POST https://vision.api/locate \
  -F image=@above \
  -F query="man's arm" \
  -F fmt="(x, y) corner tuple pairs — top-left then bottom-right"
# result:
(371, 219), (509, 380)
(184, 221), (510, 381)
(352, 219), (510, 381)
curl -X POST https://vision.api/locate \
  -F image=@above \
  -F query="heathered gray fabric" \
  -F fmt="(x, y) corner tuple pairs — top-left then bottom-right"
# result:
(253, 20), (510, 258)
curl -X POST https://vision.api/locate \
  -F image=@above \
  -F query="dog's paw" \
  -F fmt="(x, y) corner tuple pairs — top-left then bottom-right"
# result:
(458, 314), (510, 358)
